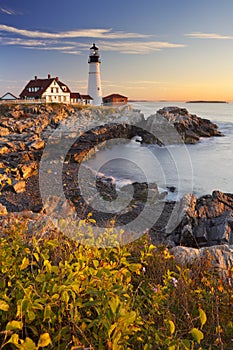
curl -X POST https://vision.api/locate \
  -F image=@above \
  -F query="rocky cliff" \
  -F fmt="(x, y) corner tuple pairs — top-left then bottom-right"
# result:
(0, 103), (230, 271)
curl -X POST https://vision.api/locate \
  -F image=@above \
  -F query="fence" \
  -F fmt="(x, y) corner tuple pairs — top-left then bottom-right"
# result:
(0, 99), (46, 105)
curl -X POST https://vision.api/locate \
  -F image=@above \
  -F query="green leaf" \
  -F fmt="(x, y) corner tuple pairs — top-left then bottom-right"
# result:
(199, 308), (207, 329)
(37, 333), (51, 348)
(0, 299), (9, 311)
(182, 340), (191, 350)
(119, 310), (136, 327)
(33, 252), (40, 262)
(43, 305), (52, 321)
(6, 320), (23, 330)
(44, 260), (52, 273)
(190, 328), (204, 344)
(108, 323), (117, 337)
(20, 337), (36, 350)
(20, 257), (29, 270)
(109, 296), (120, 314)
(61, 291), (69, 304)
(7, 334), (19, 346)
(27, 310), (36, 322)
(93, 259), (99, 269)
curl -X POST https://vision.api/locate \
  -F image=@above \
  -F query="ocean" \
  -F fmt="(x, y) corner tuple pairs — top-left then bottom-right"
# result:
(84, 102), (233, 200)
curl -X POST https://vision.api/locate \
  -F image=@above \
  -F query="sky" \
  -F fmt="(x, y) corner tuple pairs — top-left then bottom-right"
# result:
(1, 0), (233, 101)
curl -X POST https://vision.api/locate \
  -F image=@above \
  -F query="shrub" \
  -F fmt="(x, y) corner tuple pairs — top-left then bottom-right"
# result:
(0, 218), (232, 349)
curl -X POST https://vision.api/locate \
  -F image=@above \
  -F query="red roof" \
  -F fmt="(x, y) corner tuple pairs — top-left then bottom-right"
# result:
(19, 77), (70, 98)
(70, 92), (82, 99)
(103, 93), (128, 100)
(81, 94), (93, 100)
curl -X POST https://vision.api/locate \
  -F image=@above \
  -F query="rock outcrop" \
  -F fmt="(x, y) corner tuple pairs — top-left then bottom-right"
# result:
(171, 245), (233, 276)
(145, 106), (222, 144)
(0, 103), (231, 272)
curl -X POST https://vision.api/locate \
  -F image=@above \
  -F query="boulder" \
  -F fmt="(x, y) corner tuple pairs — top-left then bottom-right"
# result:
(171, 245), (233, 275)
(172, 191), (233, 247)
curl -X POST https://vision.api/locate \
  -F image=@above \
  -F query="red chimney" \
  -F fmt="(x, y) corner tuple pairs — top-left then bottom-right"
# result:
(35, 76), (37, 80)
(48, 74), (51, 79)
(55, 77), (59, 81)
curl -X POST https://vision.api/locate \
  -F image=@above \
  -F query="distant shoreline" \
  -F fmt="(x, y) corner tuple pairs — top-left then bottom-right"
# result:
(186, 100), (228, 104)
(129, 100), (229, 104)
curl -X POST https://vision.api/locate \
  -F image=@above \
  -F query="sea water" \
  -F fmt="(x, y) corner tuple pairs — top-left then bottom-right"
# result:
(84, 102), (233, 200)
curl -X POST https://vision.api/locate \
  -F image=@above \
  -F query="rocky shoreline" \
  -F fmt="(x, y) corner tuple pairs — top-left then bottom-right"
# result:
(0, 103), (232, 271)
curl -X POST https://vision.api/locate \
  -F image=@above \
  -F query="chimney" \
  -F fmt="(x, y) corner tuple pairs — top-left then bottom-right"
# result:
(55, 77), (59, 81)
(48, 74), (51, 79)
(35, 76), (37, 80)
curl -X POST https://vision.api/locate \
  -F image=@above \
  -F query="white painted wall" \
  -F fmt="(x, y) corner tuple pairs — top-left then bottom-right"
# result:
(42, 80), (70, 103)
(88, 62), (102, 106)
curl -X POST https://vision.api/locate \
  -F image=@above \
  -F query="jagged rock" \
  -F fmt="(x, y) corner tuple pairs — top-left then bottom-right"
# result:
(29, 139), (45, 150)
(146, 106), (222, 144)
(20, 162), (38, 179)
(0, 146), (9, 154)
(0, 203), (7, 214)
(0, 127), (10, 136)
(173, 191), (233, 247)
(13, 180), (26, 193)
(171, 245), (233, 274)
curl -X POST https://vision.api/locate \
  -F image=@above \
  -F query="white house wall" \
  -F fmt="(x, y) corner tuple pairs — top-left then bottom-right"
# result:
(42, 80), (70, 103)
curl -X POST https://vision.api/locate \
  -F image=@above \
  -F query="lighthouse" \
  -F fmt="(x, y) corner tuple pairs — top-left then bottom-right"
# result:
(87, 43), (103, 106)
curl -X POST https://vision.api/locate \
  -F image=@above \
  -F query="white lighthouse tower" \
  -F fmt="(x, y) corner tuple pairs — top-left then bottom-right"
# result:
(88, 43), (103, 106)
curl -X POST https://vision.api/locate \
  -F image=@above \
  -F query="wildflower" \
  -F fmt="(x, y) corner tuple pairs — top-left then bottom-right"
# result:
(142, 266), (146, 273)
(171, 277), (178, 288)
(153, 287), (158, 293)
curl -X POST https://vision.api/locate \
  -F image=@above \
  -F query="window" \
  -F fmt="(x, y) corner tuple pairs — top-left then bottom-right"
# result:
(51, 88), (54, 93)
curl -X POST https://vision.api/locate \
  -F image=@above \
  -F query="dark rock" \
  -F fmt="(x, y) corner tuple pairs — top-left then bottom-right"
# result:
(145, 106), (223, 145)
(172, 191), (233, 248)
(167, 186), (176, 193)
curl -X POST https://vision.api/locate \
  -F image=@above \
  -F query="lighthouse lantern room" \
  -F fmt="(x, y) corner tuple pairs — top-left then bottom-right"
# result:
(87, 43), (103, 106)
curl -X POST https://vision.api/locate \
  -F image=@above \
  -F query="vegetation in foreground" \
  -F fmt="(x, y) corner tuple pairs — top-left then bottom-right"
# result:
(0, 217), (232, 350)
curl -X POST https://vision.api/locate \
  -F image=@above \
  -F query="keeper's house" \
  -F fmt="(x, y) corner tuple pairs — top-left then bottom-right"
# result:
(103, 93), (128, 105)
(20, 75), (71, 103)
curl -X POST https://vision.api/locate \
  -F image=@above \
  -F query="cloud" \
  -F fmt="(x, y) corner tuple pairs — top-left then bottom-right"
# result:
(0, 24), (185, 55)
(97, 40), (185, 54)
(0, 7), (18, 15)
(185, 32), (233, 40)
(0, 37), (47, 47)
(0, 24), (149, 39)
